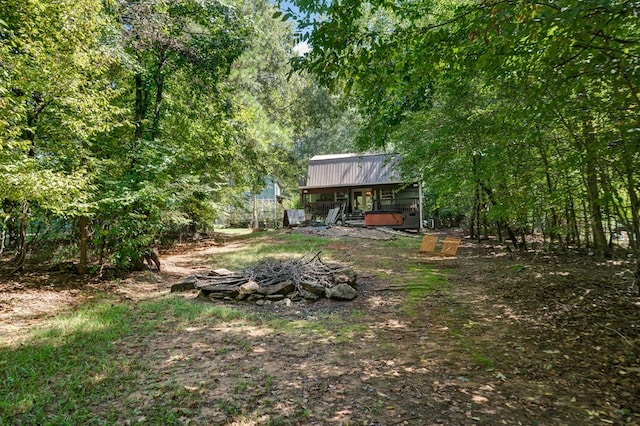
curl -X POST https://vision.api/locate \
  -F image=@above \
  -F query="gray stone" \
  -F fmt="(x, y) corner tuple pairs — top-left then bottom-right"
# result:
(333, 268), (358, 289)
(325, 283), (358, 300)
(301, 290), (320, 301)
(240, 280), (260, 295)
(275, 298), (293, 307)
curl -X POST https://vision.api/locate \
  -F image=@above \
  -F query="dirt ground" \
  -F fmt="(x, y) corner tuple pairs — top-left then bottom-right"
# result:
(1, 228), (639, 425)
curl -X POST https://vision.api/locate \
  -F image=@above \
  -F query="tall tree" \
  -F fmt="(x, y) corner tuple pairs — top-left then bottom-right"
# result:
(0, 0), (120, 270)
(90, 0), (253, 268)
(289, 0), (640, 258)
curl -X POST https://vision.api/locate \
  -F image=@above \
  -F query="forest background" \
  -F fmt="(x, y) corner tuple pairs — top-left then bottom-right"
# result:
(1, 0), (639, 275)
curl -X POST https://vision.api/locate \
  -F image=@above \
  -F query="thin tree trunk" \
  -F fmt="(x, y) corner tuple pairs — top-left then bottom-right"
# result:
(581, 197), (591, 251)
(579, 120), (610, 256)
(482, 209), (489, 240)
(151, 56), (166, 141)
(625, 163), (640, 253)
(135, 73), (145, 141)
(78, 216), (88, 275)
(252, 195), (259, 229)
(584, 149), (610, 256)
(538, 144), (561, 245)
(472, 181), (481, 241)
(567, 194), (580, 247)
(12, 201), (29, 273)
(0, 220), (6, 257)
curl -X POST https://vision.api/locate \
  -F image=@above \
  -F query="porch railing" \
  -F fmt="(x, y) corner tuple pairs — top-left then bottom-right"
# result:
(307, 200), (419, 218)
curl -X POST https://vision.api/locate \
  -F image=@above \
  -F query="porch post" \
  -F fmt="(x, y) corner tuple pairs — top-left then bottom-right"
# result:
(418, 182), (424, 233)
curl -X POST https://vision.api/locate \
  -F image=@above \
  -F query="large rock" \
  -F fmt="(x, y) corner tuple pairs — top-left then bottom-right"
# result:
(170, 276), (197, 292)
(299, 280), (326, 295)
(325, 283), (358, 300)
(240, 280), (260, 295)
(332, 268), (358, 289)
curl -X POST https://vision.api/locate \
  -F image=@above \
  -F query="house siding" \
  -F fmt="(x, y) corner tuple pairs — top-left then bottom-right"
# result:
(301, 153), (401, 189)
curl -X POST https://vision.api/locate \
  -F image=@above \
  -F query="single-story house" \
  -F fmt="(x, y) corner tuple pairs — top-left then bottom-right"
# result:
(299, 153), (423, 230)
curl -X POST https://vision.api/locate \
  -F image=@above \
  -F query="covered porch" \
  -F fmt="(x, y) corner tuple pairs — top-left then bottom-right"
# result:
(299, 153), (423, 230)
(300, 183), (422, 229)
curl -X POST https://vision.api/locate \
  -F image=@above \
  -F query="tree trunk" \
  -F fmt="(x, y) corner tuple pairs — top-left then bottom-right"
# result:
(581, 197), (591, 250)
(584, 147), (610, 256)
(134, 72), (146, 141)
(504, 221), (520, 250)
(471, 181), (482, 241)
(78, 216), (88, 275)
(625, 162), (640, 254)
(151, 53), (166, 141)
(0, 220), (6, 257)
(252, 194), (259, 229)
(567, 194), (580, 247)
(538, 144), (561, 245)
(12, 201), (29, 273)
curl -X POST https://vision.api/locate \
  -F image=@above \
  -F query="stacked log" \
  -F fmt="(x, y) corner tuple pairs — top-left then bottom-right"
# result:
(171, 253), (358, 303)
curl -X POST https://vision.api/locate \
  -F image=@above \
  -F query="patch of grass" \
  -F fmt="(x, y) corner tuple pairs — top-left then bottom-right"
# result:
(268, 313), (367, 346)
(467, 349), (496, 368)
(399, 265), (449, 316)
(137, 296), (259, 326)
(0, 299), (134, 424)
(209, 233), (332, 270)
(351, 310), (364, 319)
(216, 397), (242, 415)
(387, 236), (422, 250)
(214, 228), (254, 235)
(264, 374), (275, 389)
(270, 318), (329, 335)
(0, 294), (265, 425)
(233, 378), (254, 393)
(334, 323), (368, 344)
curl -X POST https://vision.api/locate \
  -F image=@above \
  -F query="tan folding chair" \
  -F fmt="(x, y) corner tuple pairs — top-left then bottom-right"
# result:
(419, 235), (439, 255)
(437, 237), (461, 266)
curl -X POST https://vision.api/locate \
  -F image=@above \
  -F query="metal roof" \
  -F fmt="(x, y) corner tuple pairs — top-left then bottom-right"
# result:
(301, 153), (402, 189)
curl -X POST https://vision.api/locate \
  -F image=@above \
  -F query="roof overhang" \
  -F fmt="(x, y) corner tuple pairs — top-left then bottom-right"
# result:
(300, 181), (405, 190)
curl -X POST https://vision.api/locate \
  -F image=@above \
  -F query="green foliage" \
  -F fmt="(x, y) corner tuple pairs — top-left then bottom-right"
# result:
(0, 0), (120, 213)
(291, 0), (640, 253)
(1, 0), (335, 270)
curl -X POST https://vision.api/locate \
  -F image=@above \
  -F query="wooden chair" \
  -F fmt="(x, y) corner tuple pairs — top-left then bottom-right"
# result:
(440, 237), (461, 258)
(419, 235), (462, 266)
(419, 235), (439, 255)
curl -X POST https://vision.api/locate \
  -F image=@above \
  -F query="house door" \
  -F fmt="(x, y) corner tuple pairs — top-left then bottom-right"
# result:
(352, 188), (372, 212)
